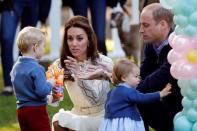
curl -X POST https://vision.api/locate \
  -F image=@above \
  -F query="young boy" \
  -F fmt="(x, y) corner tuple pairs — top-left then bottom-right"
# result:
(10, 26), (53, 131)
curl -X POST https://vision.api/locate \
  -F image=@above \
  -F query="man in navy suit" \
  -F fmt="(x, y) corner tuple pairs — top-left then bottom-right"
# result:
(137, 3), (182, 131)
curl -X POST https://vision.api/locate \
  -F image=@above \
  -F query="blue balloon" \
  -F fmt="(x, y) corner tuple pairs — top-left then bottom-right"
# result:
(192, 122), (197, 131)
(174, 115), (192, 131)
(174, 15), (188, 27)
(189, 12), (197, 27)
(184, 25), (197, 36)
(187, 108), (197, 122)
(182, 97), (192, 109)
(192, 98), (197, 110)
(178, 80), (190, 88)
(175, 25), (185, 35)
(174, 112), (183, 124)
(190, 78), (197, 92)
(186, 87), (197, 100)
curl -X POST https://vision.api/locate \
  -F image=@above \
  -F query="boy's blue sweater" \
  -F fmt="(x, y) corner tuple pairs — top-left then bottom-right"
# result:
(10, 57), (52, 109)
(105, 83), (160, 121)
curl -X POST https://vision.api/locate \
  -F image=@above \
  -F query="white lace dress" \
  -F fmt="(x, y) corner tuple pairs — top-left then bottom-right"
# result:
(52, 55), (113, 131)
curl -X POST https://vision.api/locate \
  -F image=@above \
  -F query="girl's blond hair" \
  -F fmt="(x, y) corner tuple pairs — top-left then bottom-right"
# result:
(112, 58), (138, 86)
(17, 26), (45, 53)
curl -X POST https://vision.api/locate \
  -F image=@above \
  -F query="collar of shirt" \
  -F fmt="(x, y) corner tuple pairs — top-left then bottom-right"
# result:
(153, 39), (168, 55)
(118, 83), (132, 88)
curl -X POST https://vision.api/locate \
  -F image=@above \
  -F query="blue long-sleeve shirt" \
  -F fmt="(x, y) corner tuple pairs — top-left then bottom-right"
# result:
(10, 57), (52, 109)
(105, 83), (160, 121)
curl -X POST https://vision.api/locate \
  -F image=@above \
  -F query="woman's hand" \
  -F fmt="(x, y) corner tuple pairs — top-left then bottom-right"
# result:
(77, 64), (112, 80)
(64, 56), (80, 76)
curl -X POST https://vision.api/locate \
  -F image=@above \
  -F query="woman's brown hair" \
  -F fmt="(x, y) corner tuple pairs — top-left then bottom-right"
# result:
(60, 16), (99, 81)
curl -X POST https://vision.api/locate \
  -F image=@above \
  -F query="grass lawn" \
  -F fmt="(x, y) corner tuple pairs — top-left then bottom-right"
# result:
(0, 63), (73, 131)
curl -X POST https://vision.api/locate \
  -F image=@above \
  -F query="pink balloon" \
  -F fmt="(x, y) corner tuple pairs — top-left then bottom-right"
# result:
(190, 36), (197, 50)
(168, 32), (176, 47)
(171, 35), (191, 54)
(170, 60), (196, 79)
(167, 49), (184, 64)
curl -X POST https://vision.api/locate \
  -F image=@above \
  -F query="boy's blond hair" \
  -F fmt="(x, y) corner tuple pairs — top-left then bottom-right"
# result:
(17, 26), (45, 54)
(112, 58), (138, 86)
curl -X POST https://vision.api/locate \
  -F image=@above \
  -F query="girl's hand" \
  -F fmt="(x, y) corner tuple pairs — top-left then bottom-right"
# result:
(160, 83), (172, 98)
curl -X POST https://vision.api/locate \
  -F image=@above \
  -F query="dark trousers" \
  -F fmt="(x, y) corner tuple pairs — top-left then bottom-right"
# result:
(17, 105), (51, 131)
(138, 102), (174, 131)
(0, 0), (39, 87)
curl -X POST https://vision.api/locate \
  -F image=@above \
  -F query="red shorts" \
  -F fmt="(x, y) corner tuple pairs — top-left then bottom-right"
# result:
(17, 105), (51, 131)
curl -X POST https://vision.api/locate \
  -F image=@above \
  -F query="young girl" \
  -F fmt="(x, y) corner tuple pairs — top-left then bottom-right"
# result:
(99, 58), (171, 131)
(10, 27), (55, 131)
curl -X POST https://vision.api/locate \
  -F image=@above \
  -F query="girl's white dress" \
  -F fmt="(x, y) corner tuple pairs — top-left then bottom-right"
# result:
(52, 55), (113, 131)
(99, 117), (145, 131)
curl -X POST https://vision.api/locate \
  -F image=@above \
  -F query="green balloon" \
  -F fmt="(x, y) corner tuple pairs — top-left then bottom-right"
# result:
(175, 26), (184, 35)
(174, 115), (192, 131)
(187, 108), (197, 122)
(182, 97), (192, 110)
(174, 15), (188, 27)
(184, 25), (197, 36)
(189, 12), (197, 27)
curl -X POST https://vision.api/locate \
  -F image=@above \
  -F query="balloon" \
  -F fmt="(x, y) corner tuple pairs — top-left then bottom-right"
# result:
(178, 79), (190, 89)
(170, 35), (190, 54)
(160, 0), (173, 9)
(167, 49), (183, 64)
(174, 115), (192, 131)
(175, 25), (184, 35)
(187, 108), (197, 122)
(182, 97), (192, 109)
(168, 32), (176, 46)
(189, 12), (197, 26)
(192, 98), (197, 110)
(174, 15), (188, 27)
(190, 78), (197, 92)
(174, 112), (183, 124)
(187, 50), (197, 64)
(184, 25), (197, 36)
(192, 122), (197, 131)
(186, 87), (197, 100)
(170, 60), (196, 79)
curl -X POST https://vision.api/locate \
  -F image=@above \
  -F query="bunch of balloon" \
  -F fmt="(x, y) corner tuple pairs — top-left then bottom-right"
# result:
(160, 0), (197, 131)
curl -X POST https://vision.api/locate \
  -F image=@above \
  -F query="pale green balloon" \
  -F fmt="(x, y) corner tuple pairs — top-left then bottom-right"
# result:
(192, 122), (197, 131)
(190, 78), (197, 92)
(160, 0), (171, 9)
(175, 25), (185, 35)
(182, 97), (192, 110)
(186, 87), (197, 100)
(189, 12), (197, 27)
(174, 15), (188, 27)
(174, 115), (192, 131)
(192, 98), (197, 110)
(184, 25), (197, 36)
(187, 108), (197, 122)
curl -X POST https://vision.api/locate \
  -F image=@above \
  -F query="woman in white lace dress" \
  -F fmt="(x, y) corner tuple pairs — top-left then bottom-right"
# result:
(52, 16), (113, 131)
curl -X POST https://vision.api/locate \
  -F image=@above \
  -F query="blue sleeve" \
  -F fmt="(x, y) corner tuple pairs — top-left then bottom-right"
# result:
(127, 89), (160, 104)
(31, 66), (52, 98)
